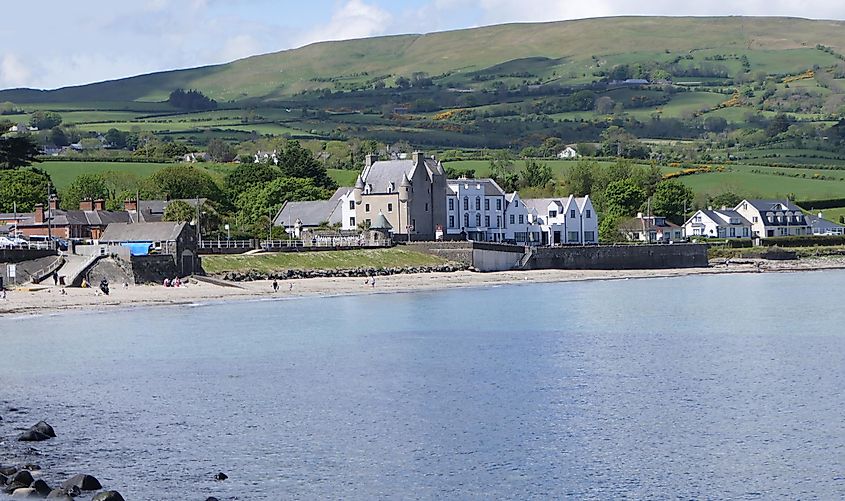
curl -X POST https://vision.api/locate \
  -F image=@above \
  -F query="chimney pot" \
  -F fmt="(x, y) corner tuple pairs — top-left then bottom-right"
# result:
(34, 203), (45, 223)
(49, 195), (59, 211)
(80, 199), (94, 211)
(93, 199), (106, 211)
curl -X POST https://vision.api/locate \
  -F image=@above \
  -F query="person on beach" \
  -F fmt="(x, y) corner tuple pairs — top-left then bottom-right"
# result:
(52, 271), (59, 285)
(163, 278), (170, 287)
(289, 283), (293, 292)
(272, 280), (279, 292)
(371, 277), (376, 288)
(364, 277), (369, 286)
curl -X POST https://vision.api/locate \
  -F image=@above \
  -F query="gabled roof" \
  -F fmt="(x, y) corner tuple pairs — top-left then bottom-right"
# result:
(446, 178), (505, 197)
(620, 216), (680, 231)
(522, 197), (590, 216)
(742, 199), (803, 213)
(360, 157), (441, 193)
(806, 214), (845, 230)
(274, 200), (342, 227)
(329, 187), (352, 202)
(100, 222), (188, 242)
(696, 209), (750, 226)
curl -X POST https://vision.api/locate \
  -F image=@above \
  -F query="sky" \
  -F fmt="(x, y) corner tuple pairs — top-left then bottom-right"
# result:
(2, 0), (845, 90)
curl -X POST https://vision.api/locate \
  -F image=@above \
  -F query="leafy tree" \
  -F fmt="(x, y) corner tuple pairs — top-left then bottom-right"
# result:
(168, 89), (217, 111)
(766, 113), (791, 137)
(0, 168), (52, 212)
(150, 164), (222, 201)
(703, 116), (728, 133)
(104, 128), (130, 149)
(0, 101), (20, 115)
(0, 135), (40, 169)
(235, 177), (331, 228)
(565, 160), (597, 196)
(520, 159), (552, 188)
(206, 138), (236, 162)
(600, 126), (650, 159)
(162, 200), (195, 222)
(598, 213), (625, 243)
(708, 191), (743, 209)
(603, 178), (647, 216)
(29, 111), (62, 129)
(49, 127), (70, 147)
(224, 162), (282, 198)
(651, 179), (695, 223)
(61, 174), (110, 210)
(629, 164), (663, 197)
(489, 150), (519, 191)
(275, 140), (335, 189)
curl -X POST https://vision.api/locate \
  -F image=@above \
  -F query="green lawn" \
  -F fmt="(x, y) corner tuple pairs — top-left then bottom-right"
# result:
(34, 161), (174, 189)
(679, 168), (845, 199)
(201, 247), (450, 274)
(328, 169), (360, 187)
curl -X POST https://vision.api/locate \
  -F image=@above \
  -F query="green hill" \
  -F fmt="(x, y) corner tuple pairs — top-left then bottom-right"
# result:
(5, 16), (845, 103)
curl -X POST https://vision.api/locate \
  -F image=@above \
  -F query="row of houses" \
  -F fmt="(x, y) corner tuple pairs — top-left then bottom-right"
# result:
(274, 152), (600, 246)
(619, 199), (844, 244)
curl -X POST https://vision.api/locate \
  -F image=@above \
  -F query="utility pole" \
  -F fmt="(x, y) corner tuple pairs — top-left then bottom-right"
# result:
(46, 184), (53, 247)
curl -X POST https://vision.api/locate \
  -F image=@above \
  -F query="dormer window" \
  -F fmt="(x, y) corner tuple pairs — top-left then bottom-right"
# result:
(549, 210), (557, 218)
(388, 182), (395, 192)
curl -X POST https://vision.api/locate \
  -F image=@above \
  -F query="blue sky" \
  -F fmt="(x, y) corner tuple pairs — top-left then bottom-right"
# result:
(2, 0), (845, 90)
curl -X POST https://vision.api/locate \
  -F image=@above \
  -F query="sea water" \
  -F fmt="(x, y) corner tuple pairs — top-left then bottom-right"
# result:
(2, 271), (845, 499)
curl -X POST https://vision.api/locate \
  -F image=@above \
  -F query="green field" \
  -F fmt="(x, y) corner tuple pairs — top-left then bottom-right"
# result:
(34, 161), (174, 189)
(201, 247), (449, 274)
(327, 169), (359, 187)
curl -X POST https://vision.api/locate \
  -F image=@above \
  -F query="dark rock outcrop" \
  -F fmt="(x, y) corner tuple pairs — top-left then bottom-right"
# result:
(17, 430), (51, 442)
(0, 466), (17, 476)
(214, 472), (228, 481)
(61, 474), (102, 491)
(46, 489), (74, 499)
(11, 470), (34, 486)
(31, 421), (56, 438)
(218, 263), (469, 282)
(92, 491), (125, 501)
(31, 479), (52, 497)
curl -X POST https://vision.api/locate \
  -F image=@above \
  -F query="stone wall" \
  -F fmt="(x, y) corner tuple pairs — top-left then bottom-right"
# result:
(130, 255), (180, 284)
(86, 257), (135, 286)
(524, 244), (709, 270)
(0, 255), (59, 287)
(403, 241), (473, 265)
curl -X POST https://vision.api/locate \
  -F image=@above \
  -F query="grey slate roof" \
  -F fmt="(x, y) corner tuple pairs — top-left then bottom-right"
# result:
(745, 199), (803, 212)
(100, 222), (188, 242)
(360, 158), (441, 193)
(274, 200), (342, 227)
(371, 212), (393, 230)
(806, 214), (844, 231)
(16, 209), (132, 227)
(522, 197), (588, 215)
(446, 178), (506, 196)
(700, 209), (750, 226)
(138, 199), (207, 223)
(329, 187), (351, 202)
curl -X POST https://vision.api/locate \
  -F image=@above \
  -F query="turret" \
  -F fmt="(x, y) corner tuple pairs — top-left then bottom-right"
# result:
(399, 172), (411, 202)
(353, 175), (364, 203)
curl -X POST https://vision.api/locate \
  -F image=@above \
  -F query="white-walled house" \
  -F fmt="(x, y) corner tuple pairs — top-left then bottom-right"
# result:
(445, 178), (507, 241)
(522, 196), (598, 245)
(620, 214), (683, 243)
(806, 212), (845, 236)
(503, 192), (542, 244)
(683, 208), (751, 239)
(557, 146), (579, 159)
(734, 199), (811, 238)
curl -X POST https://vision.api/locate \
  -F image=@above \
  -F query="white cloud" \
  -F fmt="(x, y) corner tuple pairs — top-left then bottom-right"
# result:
(297, 0), (393, 46)
(0, 53), (32, 88)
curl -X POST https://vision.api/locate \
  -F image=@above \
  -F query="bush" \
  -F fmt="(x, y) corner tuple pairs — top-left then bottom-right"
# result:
(760, 235), (845, 247)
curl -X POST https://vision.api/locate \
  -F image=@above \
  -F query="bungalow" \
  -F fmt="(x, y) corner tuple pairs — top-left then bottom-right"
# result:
(522, 196), (599, 246)
(620, 213), (683, 243)
(805, 213), (845, 236)
(734, 199), (811, 238)
(683, 208), (752, 239)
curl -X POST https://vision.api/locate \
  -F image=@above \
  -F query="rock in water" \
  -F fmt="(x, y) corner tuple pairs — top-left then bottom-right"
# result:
(92, 491), (126, 501)
(0, 466), (17, 475)
(11, 470), (34, 486)
(32, 421), (56, 438)
(61, 474), (102, 491)
(205, 497), (220, 501)
(17, 430), (51, 442)
(31, 479), (52, 497)
(45, 489), (74, 500)
(214, 472), (228, 481)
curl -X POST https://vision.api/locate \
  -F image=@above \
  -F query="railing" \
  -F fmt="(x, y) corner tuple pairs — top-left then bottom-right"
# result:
(199, 239), (254, 249)
(0, 241), (53, 251)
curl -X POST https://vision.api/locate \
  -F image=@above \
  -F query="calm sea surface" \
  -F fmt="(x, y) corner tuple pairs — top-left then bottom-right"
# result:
(2, 271), (845, 500)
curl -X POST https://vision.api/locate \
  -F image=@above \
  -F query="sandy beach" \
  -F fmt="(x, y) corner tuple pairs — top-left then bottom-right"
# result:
(2, 257), (844, 317)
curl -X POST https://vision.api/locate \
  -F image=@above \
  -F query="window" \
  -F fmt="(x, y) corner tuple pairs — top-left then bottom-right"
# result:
(387, 203), (393, 212)
(586, 209), (591, 219)
(743, 227), (749, 237)
(485, 216), (490, 227)
(497, 216), (501, 227)
(349, 217), (356, 227)
(518, 214), (524, 224)
(475, 214), (481, 226)
(425, 203), (428, 212)
(449, 216), (455, 228)
(515, 201), (519, 207)
(753, 216), (758, 223)
(584, 231), (595, 242)
(365, 203), (370, 213)
(463, 213), (469, 227)
(568, 231), (579, 242)
(549, 210), (557, 218)
(497, 199), (502, 211)
(485, 199), (490, 211)
(509, 214), (515, 224)
(475, 197), (481, 210)
(570, 209), (576, 218)
(349, 200), (355, 210)
(463, 197), (468, 210)
(729, 227), (736, 237)
(449, 198), (454, 211)
(366, 218), (371, 226)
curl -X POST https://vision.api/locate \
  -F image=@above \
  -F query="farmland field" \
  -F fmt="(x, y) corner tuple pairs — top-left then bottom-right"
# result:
(34, 161), (175, 189)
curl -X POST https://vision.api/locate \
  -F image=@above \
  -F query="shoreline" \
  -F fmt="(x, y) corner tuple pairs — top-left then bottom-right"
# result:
(2, 257), (845, 318)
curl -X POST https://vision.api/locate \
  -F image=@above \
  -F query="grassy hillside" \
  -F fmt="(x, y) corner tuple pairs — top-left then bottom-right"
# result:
(5, 16), (845, 103)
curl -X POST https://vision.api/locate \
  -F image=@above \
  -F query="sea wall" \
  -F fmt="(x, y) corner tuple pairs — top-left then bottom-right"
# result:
(523, 244), (709, 270)
(404, 241), (474, 265)
(471, 242), (525, 272)
(129, 255), (180, 284)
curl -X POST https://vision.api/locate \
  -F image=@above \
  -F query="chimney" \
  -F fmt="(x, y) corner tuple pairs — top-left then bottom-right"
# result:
(93, 199), (106, 211)
(721, 206), (727, 211)
(79, 199), (94, 211)
(124, 199), (138, 212)
(365, 153), (377, 168)
(636, 212), (643, 219)
(35, 203), (45, 224)
(707, 206), (712, 210)
(49, 195), (59, 211)
(413, 151), (425, 166)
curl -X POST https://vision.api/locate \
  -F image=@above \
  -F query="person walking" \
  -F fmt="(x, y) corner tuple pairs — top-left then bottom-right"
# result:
(52, 271), (59, 285)
(272, 280), (279, 293)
